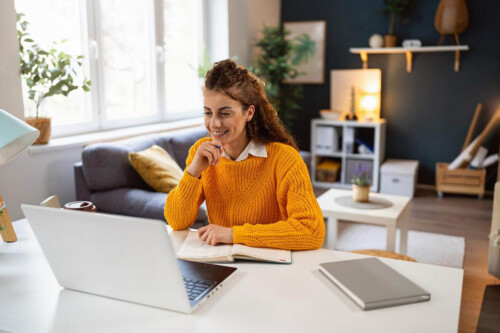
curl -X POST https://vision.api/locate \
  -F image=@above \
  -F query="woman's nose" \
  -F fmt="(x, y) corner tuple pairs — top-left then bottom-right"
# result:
(211, 116), (222, 128)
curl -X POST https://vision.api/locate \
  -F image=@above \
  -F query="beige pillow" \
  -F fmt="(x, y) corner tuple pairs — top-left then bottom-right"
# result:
(129, 145), (183, 193)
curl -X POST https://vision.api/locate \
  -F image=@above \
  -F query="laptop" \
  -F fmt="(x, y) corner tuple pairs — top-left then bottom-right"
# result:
(21, 204), (237, 313)
(319, 257), (430, 310)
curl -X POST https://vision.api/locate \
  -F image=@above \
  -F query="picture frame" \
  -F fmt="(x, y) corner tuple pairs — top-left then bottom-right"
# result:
(283, 20), (326, 84)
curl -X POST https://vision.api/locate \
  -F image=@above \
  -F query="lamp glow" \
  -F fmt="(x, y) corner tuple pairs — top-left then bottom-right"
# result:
(359, 91), (380, 120)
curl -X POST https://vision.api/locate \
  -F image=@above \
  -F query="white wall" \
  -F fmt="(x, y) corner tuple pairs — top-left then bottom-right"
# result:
(0, 0), (24, 118)
(228, 0), (281, 67)
(0, 0), (281, 221)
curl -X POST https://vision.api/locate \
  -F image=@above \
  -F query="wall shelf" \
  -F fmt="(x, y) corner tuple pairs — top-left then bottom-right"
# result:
(349, 45), (469, 73)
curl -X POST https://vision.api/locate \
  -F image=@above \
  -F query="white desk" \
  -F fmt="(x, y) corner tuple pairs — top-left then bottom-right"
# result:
(0, 219), (463, 333)
(317, 189), (411, 254)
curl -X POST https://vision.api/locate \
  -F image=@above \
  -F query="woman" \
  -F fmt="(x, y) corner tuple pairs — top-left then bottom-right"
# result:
(164, 59), (324, 250)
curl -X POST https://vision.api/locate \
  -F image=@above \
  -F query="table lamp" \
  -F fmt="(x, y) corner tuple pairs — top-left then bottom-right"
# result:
(0, 109), (40, 242)
(359, 90), (380, 121)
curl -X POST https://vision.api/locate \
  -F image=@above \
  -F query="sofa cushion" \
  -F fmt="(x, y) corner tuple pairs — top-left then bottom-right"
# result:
(91, 188), (208, 223)
(129, 145), (183, 193)
(82, 127), (207, 191)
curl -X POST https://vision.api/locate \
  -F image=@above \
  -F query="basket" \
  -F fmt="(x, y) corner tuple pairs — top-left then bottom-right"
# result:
(436, 162), (485, 198)
(316, 160), (340, 183)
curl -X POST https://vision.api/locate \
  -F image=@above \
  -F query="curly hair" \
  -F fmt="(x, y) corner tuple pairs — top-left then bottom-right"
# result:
(204, 59), (298, 151)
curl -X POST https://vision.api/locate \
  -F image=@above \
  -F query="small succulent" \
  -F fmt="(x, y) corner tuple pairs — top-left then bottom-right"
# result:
(352, 162), (371, 186)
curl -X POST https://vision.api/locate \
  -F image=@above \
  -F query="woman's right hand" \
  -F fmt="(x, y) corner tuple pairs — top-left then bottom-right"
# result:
(186, 141), (223, 178)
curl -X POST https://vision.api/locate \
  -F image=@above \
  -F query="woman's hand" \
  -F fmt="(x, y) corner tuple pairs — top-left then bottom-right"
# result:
(186, 141), (223, 178)
(197, 224), (233, 246)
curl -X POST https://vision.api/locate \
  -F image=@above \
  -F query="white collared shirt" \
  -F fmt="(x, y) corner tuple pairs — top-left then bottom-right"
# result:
(221, 139), (267, 162)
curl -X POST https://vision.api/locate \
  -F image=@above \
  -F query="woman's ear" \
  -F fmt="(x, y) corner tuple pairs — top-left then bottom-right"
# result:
(246, 105), (255, 122)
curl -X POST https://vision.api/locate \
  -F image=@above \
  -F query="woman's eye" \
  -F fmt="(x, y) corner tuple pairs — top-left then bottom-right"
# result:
(221, 113), (230, 116)
(203, 112), (212, 116)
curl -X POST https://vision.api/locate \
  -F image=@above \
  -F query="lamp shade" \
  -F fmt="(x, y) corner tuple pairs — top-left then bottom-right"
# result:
(0, 109), (40, 166)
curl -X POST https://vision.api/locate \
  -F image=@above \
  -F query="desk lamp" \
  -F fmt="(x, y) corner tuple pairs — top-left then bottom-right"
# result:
(0, 109), (40, 242)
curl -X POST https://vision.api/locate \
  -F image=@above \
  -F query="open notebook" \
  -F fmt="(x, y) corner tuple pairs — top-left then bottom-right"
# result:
(177, 230), (292, 264)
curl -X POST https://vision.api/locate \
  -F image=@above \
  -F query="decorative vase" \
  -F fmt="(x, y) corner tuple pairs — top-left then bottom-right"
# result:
(26, 117), (51, 144)
(434, 0), (468, 44)
(383, 34), (397, 47)
(369, 34), (384, 48)
(352, 184), (370, 203)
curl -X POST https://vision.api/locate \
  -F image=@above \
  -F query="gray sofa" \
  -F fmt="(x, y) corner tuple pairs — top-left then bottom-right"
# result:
(74, 126), (311, 224)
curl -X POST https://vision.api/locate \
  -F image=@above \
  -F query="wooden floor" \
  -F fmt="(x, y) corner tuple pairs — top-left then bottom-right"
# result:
(409, 189), (499, 333)
(315, 188), (500, 333)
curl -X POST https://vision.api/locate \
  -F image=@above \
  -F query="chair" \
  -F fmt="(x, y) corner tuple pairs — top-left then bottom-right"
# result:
(40, 196), (61, 209)
(350, 249), (416, 262)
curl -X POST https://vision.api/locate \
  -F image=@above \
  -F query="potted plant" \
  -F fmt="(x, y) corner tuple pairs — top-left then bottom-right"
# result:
(249, 25), (315, 130)
(382, 0), (412, 47)
(351, 162), (372, 202)
(17, 13), (90, 144)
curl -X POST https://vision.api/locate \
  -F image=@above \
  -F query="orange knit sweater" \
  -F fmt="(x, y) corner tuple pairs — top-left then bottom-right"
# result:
(164, 138), (325, 250)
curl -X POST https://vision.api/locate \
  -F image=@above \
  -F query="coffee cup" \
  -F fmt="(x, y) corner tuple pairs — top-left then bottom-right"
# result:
(64, 201), (97, 213)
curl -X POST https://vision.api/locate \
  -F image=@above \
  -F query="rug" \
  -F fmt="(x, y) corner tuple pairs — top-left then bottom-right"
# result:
(334, 221), (465, 269)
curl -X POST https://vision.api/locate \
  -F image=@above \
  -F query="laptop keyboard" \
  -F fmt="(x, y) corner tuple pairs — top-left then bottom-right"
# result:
(183, 277), (217, 301)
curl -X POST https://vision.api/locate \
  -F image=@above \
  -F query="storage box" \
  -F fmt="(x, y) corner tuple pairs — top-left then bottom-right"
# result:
(380, 159), (419, 197)
(316, 125), (340, 154)
(316, 160), (341, 183)
(435, 162), (485, 198)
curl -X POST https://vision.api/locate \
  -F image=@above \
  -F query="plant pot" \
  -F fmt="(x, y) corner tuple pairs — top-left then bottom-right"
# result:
(26, 117), (51, 144)
(352, 184), (370, 203)
(384, 35), (397, 47)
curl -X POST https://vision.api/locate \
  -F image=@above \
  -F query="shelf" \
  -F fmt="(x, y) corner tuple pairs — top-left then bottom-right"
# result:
(311, 118), (386, 192)
(315, 152), (343, 158)
(349, 45), (469, 73)
(345, 153), (375, 160)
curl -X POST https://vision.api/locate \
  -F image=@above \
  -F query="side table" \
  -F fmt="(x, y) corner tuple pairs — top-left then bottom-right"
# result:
(317, 189), (411, 254)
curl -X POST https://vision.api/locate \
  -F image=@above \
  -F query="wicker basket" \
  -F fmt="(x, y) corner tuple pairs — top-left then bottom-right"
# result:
(436, 162), (485, 198)
(26, 117), (51, 144)
(316, 160), (340, 183)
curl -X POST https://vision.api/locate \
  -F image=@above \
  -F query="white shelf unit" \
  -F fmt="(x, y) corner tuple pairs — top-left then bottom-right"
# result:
(349, 45), (469, 72)
(311, 118), (386, 192)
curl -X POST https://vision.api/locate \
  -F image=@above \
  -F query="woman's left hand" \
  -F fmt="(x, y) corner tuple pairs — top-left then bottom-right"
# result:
(198, 224), (233, 246)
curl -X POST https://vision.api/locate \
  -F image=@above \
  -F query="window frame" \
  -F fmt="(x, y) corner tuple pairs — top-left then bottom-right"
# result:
(48, 0), (207, 138)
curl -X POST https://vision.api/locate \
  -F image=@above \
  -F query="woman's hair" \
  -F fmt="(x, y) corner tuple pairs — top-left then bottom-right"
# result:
(204, 59), (298, 150)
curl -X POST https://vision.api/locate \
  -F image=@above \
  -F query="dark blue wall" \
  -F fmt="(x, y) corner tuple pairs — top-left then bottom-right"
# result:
(282, 0), (500, 188)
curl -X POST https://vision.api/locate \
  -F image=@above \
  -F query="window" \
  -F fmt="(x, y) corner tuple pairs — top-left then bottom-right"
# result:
(162, 0), (204, 119)
(15, 0), (93, 135)
(15, 0), (205, 137)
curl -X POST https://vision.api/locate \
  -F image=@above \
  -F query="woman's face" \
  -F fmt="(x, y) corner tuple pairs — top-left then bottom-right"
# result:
(203, 90), (254, 149)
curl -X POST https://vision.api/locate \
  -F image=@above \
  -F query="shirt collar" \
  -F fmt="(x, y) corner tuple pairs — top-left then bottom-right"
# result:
(221, 139), (267, 162)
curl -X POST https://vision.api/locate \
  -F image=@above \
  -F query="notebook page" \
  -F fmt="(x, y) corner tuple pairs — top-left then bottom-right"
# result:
(230, 244), (291, 263)
(177, 230), (232, 260)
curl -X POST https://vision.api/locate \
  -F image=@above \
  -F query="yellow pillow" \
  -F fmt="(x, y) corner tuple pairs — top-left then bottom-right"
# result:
(128, 145), (183, 193)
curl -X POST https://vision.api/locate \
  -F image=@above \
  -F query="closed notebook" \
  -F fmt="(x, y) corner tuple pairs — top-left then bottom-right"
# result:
(319, 257), (430, 310)
(177, 230), (291, 264)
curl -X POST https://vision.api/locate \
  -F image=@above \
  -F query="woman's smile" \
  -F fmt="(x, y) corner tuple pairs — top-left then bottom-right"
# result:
(211, 130), (229, 139)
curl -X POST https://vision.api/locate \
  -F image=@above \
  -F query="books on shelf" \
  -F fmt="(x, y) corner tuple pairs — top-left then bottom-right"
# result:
(344, 127), (355, 154)
(177, 230), (292, 264)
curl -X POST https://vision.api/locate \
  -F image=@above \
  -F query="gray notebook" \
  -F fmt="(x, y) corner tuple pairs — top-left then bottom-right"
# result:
(319, 257), (431, 310)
